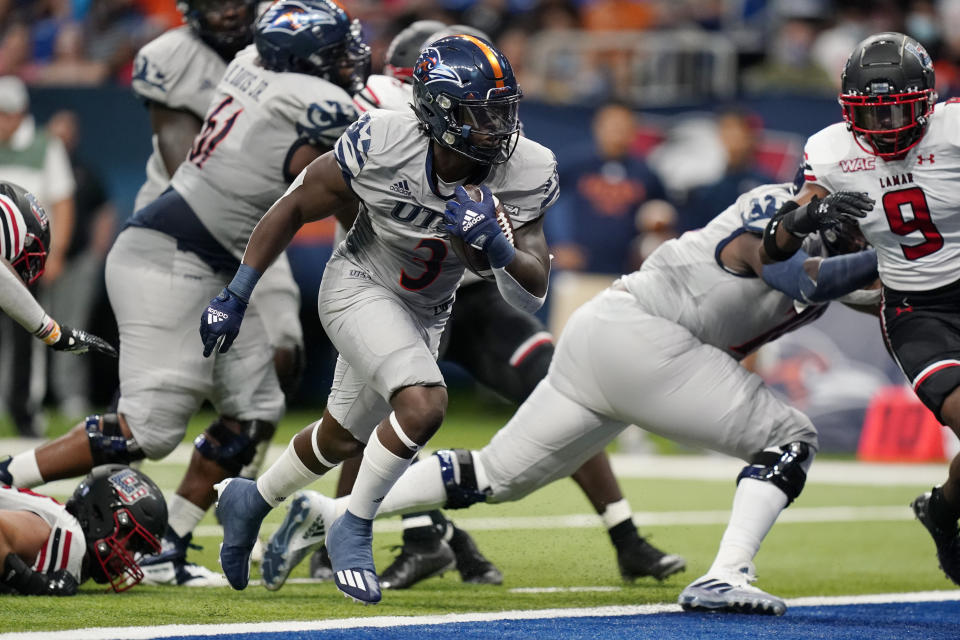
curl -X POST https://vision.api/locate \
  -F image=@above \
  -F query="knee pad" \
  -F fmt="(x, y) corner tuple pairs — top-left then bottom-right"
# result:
(737, 441), (812, 505)
(194, 419), (277, 475)
(85, 414), (146, 466)
(434, 449), (491, 509)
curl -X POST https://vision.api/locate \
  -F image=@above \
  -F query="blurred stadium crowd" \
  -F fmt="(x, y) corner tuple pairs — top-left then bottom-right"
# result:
(0, 0), (932, 438)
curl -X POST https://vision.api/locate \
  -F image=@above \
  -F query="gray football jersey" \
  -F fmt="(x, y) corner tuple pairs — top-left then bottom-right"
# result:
(333, 109), (559, 306)
(622, 183), (827, 359)
(131, 26), (225, 211)
(170, 45), (357, 259)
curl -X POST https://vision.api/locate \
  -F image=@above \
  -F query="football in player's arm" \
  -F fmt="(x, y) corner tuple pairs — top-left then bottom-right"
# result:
(0, 181), (116, 357)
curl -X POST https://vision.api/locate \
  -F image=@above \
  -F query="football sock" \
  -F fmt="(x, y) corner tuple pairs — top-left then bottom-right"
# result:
(257, 442), (323, 508)
(167, 494), (206, 540)
(709, 478), (788, 573)
(6, 451), (42, 488)
(602, 500), (641, 548)
(347, 426), (415, 521)
(376, 455), (448, 518)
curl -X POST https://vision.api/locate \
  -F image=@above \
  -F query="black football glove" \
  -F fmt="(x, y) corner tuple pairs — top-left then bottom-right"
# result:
(49, 325), (118, 358)
(1, 554), (79, 596)
(783, 191), (874, 237)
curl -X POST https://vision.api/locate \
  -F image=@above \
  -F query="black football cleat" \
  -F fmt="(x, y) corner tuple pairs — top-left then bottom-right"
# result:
(449, 525), (503, 585)
(379, 540), (456, 590)
(310, 546), (334, 581)
(912, 488), (960, 586)
(618, 535), (686, 582)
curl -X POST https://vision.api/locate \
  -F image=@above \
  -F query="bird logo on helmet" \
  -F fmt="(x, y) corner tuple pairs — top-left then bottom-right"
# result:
(412, 35), (522, 165)
(0, 181), (50, 285)
(839, 32), (937, 158)
(178, 0), (258, 61)
(254, 0), (371, 95)
(65, 464), (168, 592)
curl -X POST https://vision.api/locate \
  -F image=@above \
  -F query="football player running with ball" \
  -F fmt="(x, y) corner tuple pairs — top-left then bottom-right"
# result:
(206, 35), (556, 603)
(296, 20), (683, 592)
(765, 32), (960, 587)
(255, 180), (879, 615)
(0, 0), (367, 586)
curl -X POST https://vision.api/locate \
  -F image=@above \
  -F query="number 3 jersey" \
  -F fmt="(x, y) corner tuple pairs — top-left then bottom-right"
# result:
(803, 101), (960, 292)
(332, 109), (559, 307)
(169, 45), (357, 260)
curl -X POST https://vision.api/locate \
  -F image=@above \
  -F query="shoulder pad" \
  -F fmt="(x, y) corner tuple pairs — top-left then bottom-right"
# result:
(738, 184), (792, 233)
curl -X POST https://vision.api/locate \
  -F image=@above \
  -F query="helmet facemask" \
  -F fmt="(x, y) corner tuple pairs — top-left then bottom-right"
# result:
(10, 231), (47, 285)
(840, 88), (936, 158)
(417, 85), (522, 165)
(89, 508), (162, 592)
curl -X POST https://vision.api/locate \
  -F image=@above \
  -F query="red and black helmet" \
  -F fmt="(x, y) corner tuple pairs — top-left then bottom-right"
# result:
(839, 32), (937, 158)
(65, 465), (167, 592)
(0, 181), (50, 285)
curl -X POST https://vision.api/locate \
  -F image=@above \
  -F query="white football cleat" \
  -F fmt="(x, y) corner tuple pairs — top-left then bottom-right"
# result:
(261, 491), (336, 591)
(678, 562), (786, 615)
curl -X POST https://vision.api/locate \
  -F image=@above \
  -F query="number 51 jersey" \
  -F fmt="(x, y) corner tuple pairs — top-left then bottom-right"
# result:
(803, 101), (960, 292)
(170, 44), (357, 260)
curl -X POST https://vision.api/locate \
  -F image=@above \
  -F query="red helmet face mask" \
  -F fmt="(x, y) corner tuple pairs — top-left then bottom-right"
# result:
(0, 185), (49, 285)
(90, 508), (163, 592)
(839, 33), (937, 159)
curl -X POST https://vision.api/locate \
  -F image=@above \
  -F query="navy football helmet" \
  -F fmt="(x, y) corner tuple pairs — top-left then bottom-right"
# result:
(0, 181), (49, 285)
(840, 32), (937, 158)
(65, 465), (167, 592)
(384, 20), (446, 83)
(178, 0), (257, 60)
(255, 0), (370, 95)
(413, 35), (522, 165)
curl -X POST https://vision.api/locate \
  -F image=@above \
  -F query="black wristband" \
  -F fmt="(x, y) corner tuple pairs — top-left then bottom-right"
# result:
(763, 202), (802, 262)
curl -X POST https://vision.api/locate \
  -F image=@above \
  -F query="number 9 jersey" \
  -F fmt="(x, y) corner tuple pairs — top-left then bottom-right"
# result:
(802, 100), (960, 292)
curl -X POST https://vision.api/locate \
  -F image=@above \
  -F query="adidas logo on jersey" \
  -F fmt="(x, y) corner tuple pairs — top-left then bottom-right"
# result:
(390, 180), (412, 196)
(462, 210), (484, 232)
(206, 308), (228, 324)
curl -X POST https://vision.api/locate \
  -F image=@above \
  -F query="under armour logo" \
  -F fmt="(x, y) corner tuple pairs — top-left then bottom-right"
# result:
(895, 305), (914, 316)
(917, 153), (935, 164)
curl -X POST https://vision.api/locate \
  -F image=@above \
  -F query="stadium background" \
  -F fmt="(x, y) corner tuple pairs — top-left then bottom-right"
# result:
(3, 0), (960, 637)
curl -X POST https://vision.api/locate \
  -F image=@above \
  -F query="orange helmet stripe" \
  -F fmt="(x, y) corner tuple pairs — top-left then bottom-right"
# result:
(457, 35), (505, 88)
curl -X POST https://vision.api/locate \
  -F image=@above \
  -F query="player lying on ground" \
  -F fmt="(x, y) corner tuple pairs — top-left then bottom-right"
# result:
(296, 19), (684, 591)
(0, 0), (368, 588)
(261, 181), (878, 615)
(204, 35), (557, 604)
(764, 31), (960, 588)
(0, 180), (116, 360)
(0, 465), (166, 595)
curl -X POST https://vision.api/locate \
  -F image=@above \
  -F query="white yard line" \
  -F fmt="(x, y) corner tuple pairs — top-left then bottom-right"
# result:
(3, 591), (958, 640)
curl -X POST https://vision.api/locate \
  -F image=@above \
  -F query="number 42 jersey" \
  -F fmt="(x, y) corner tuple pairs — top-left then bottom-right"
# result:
(803, 100), (960, 292)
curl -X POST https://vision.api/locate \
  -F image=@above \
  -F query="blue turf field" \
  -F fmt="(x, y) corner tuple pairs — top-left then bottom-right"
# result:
(161, 601), (960, 640)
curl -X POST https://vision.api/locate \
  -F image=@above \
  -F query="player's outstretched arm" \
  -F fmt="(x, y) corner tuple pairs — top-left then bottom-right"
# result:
(0, 511), (78, 596)
(200, 152), (358, 357)
(0, 259), (116, 357)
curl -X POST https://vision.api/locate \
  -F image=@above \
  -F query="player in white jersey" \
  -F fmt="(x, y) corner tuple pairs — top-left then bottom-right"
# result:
(0, 465), (167, 595)
(0, 0), (368, 584)
(207, 35), (556, 603)
(258, 181), (880, 614)
(0, 181), (115, 360)
(763, 32), (960, 587)
(302, 20), (684, 592)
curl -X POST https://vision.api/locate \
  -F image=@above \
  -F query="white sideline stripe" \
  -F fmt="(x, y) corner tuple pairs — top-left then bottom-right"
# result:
(4, 591), (960, 640)
(192, 505), (916, 538)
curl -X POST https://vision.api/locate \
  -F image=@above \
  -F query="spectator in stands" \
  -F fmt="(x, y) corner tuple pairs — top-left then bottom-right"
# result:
(31, 22), (110, 86)
(0, 23), (31, 78)
(0, 76), (75, 435)
(681, 108), (776, 231)
(45, 110), (116, 418)
(742, 14), (834, 95)
(546, 102), (673, 275)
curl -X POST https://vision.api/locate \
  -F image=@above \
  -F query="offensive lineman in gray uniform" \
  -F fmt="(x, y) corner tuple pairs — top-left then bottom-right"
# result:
(251, 181), (880, 614)
(207, 35), (557, 603)
(301, 20), (685, 591)
(0, 0), (368, 585)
